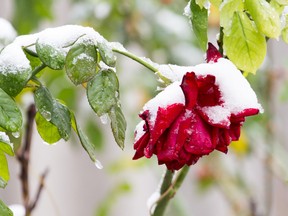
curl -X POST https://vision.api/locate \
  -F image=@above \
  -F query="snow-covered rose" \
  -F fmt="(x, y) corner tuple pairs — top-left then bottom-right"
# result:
(132, 44), (262, 170)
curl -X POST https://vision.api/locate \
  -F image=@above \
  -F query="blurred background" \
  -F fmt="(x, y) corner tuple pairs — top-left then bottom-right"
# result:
(1, 0), (288, 215)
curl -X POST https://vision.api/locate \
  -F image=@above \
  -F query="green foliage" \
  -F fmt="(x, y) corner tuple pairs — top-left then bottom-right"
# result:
(87, 69), (119, 116)
(0, 200), (13, 216)
(36, 42), (66, 70)
(71, 113), (99, 163)
(220, 0), (244, 29)
(223, 12), (266, 74)
(245, 0), (281, 38)
(98, 42), (117, 67)
(13, 0), (53, 34)
(0, 88), (22, 132)
(65, 42), (98, 85)
(34, 86), (71, 141)
(189, 0), (208, 50)
(109, 106), (126, 150)
(35, 112), (61, 144)
(0, 153), (9, 188)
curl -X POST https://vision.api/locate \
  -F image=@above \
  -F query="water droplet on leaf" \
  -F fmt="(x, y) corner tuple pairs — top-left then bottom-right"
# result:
(95, 160), (103, 169)
(41, 110), (52, 121)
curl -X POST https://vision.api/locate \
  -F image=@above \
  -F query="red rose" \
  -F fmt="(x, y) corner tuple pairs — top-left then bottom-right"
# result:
(133, 43), (262, 170)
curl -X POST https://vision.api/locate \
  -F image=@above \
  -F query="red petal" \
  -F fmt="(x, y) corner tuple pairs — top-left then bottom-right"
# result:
(180, 72), (198, 108)
(133, 132), (150, 160)
(143, 103), (184, 158)
(206, 43), (222, 63)
(196, 75), (223, 107)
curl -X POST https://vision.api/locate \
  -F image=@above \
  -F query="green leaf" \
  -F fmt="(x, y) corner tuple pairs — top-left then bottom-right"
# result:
(36, 41), (65, 70)
(0, 88), (22, 132)
(245, 0), (281, 38)
(223, 12), (266, 74)
(98, 41), (117, 67)
(195, 0), (209, 8)
(220, 0), (244, 29)
(71, 113), (98, 162)
(109, 106), (126, 150)
(23, 48), (42, 71)
(35, 112), (61, 144)
(0, 132), (14, 156)
(65, 42), (97, 85)
(0, 153), (9, 188)
(87, 69), (119, 116)
(0, 200), (13, 216)
(84, 119), (104, 150)
(0, 46), (32, 96)
(210, 0), (221, 8)
(189, 0), (208, 50)
(282, 27), (288, 43)
(34, 86), (71, 141)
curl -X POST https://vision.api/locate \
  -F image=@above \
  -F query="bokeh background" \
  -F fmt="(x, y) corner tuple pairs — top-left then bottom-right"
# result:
(1, 0), (288, 215)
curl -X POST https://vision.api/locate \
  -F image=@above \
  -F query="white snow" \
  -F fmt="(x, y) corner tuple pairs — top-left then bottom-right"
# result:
(0, 18), (17, 50)
(142, 81), (185, 128)
(0, 131), (10, 143)
(72, 53), (94, 65)
(134, 120), (146, 142)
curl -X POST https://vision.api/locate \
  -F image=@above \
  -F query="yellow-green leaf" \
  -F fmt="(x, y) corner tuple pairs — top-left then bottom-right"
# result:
(0, 153), (9, 188)
(245, 0), (281, 38)
(220, 0), (244, 29)
(223, 12), (266, 74)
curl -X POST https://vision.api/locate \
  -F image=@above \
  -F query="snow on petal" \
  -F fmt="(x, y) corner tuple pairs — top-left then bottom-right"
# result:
(142, 81), (185, 128)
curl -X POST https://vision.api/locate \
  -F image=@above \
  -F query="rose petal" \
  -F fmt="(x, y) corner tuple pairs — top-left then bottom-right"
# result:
(206, 43), (222, 63)
(180, 72), (198, 108)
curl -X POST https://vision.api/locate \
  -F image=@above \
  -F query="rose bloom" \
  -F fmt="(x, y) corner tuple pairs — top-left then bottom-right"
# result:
(133, 44), (262, 170)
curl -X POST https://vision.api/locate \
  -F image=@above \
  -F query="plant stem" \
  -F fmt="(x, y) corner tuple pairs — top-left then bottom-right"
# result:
(17, 104), (48, 216)
(112, 48), (158, 73)
(152, 166), (190, 216)
(31, 63), (46, 77)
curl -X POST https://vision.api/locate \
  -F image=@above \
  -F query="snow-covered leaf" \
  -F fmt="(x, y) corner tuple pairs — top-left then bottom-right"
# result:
(98, 41), (116, 67)
(0, 132), (14, 156)
(0, 88), (22, 132)
(0, 44), (32, 96)
(223, 11), (266, 74)
(65, 42), (97, 85)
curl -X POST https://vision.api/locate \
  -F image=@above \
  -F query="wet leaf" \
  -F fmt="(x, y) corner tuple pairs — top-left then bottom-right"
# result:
(35, 112), (61, 144)
(109, 106), (126, 150)
(98, 41), (116, 67)
(71, 113), (98, 162)
(34, 86), (71, 141)
(65, 42), (97, 85)
(87, 69), (119, 116)
(0, 88), (22, 132)
(36, 41), (65, 70)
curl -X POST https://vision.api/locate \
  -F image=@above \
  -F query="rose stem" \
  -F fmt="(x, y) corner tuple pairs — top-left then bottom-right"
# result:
(112, 48), (158, 73)
(152, 166), (190, 216)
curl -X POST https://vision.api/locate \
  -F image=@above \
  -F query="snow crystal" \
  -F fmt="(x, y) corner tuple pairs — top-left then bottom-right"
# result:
(183, 1), (191, 18)
(0, 18), (17, 50)
(143, 81), (185, 128)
